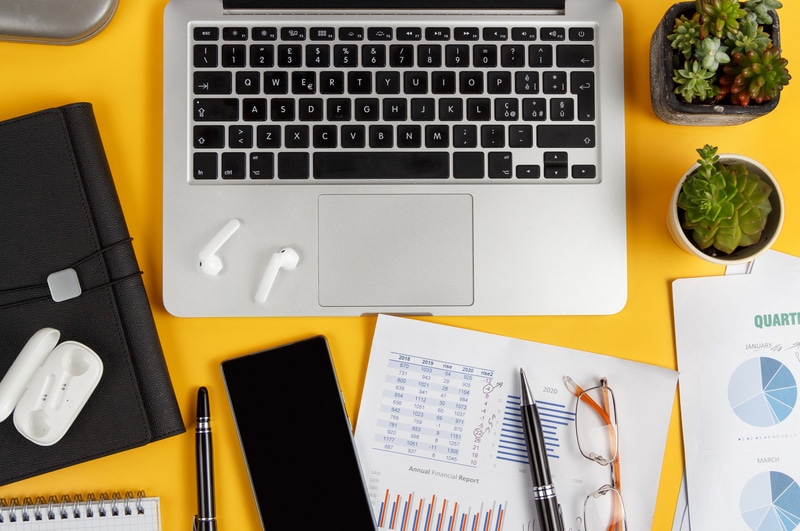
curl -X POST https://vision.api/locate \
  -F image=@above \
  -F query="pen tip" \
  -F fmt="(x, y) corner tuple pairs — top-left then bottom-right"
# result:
(519, 368), (534, 407)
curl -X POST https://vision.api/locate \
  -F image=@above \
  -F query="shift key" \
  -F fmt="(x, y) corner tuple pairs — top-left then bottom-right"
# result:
(536, 125), (595, 148)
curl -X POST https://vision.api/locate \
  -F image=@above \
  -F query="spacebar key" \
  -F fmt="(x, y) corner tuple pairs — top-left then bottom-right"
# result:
(314, 152), (450, 179)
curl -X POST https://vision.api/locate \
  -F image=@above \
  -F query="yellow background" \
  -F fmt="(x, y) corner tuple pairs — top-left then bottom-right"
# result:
(1, 1), (799, 529)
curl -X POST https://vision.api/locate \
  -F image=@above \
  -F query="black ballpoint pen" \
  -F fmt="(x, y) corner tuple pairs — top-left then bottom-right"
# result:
(194, 386), (217, 531)
(520, 369), (565, 531)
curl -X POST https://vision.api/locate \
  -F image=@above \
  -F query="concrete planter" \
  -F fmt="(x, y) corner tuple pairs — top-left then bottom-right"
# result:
(650, 2), (782, 126)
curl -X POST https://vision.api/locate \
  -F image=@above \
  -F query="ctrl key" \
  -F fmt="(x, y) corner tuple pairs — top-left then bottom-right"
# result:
(193, 152), (217, 179)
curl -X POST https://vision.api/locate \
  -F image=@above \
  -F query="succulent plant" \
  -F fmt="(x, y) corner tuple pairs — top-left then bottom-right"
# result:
(677, 145), (773, 255)
(667, 0), (789, 105)
(696, 0), (747, 39)
(718, 46), (792, 105)
(744, 0), (783, 25)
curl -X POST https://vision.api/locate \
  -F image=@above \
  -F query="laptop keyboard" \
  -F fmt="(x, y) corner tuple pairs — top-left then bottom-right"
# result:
(190, 23), (600, 182)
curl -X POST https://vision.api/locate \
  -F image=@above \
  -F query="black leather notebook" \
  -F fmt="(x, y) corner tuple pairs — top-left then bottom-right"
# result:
(0, 103), (185, 486)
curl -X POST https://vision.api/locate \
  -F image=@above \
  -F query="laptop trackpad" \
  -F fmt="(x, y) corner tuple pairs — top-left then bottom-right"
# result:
(318, 194), (474, 308)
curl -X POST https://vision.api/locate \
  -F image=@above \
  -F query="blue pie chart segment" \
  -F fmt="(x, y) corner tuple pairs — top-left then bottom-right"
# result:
(728, 358), (797, 427)
(741, 471), (800, 531)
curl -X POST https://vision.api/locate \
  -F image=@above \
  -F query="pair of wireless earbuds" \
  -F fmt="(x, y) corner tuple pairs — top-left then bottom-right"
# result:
(197, 219), (298, 303)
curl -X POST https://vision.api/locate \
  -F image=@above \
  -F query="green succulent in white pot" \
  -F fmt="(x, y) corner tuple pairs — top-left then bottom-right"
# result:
(667, 145), (785, 264)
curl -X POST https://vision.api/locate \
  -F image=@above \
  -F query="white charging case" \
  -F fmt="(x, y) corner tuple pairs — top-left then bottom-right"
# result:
(0, 328), (103, 446)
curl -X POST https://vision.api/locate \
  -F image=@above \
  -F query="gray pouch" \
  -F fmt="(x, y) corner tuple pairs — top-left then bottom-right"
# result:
(0, 0), (118, 44)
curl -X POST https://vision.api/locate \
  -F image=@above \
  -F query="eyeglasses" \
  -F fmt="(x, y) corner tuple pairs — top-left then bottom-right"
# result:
(565, 376), (627, 531)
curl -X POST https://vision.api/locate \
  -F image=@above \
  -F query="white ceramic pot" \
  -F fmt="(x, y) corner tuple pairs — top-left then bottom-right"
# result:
(667, 154), (785, 265)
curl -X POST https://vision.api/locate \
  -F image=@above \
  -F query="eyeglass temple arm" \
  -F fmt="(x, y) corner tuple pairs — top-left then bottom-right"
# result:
(565, 376), (624, 531)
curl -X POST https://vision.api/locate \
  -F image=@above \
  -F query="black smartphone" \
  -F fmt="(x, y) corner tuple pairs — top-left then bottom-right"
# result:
(221, 336), (377, 530)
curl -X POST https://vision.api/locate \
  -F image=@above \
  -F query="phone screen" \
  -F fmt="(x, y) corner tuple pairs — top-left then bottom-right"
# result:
(221, 336), (377, 530)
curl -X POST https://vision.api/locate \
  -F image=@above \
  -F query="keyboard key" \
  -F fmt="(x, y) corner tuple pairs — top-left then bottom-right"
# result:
(292, 71), (316, 94)
(285, 125), (309, 148)
(334, 44), (358, 67)
(222, 44), (246, 67)
(298, 98), (324, 121)
(445, 45), (470, 67)
(453, 125), (478, 148)
(488, 152), (512, 178)
(569, 27), (594, 41)
(222, 152), (246, 179)
(529, 45), (553, 67)
(411, 98), (435, 121)
(454, 27), (479, 41)
(426, 27), (451, 41)
(501, 45), (525, 67)
(277, 44), (302, 67)
(313, 125), (338, 148)
(543, 71), (568, 94)
(236, 71), (260, 94)
(483, 28), (508, 41)
(403, 72), (428, 94)
(439, 99), (463, 121)
(495, 98), (519, 121)
(515, 71), (539, 94)
(540, 27), (566, 41)
(369, 125), (394, 148)
(339, 27), (364, 40)
(522, 98), (547, 120)
(571, 71), (595, 121)
(310, 27), (335, 40)
(242, 98), (267, 121)
(573, 165), (597, 178)
(320, 71), (344, 94)
(194, 71), (232, 94)
(536, 125), (595, 148)
(193, 125), (225, 148)
(222, 27), (248, 41)
(368, 27), (393, 40)
(194, 27), (218, 41)
(306, 45), (331, 67)
(228, 125), (253, 148)
(516, 165), (540, 178)
(327, 98), (351, 120)
(390, 44), (414, 67)
(194, 44), (218, 68)
(348, 71), (372, 94)
(466, 98), (491, 121)
(270, 99), (295, 121)
(193, 152), (217, 179)
(252, 27), (277, 41)
(281, 27), (306, 41)
(460, 71), (483, 94)
(473, 45), (497, 67)
(397, 27), (422, 41)
(557, 44), (594, 68)
(431, 71), (456, 94)
(481, 125), (505, 147)
(362, 45), (386, 67)
(383, 99), (407, 121)
(453, 152), (484, 178)
(511, 28), (537, 41)
(487, 71), (512, 94)
(354, 98), (379, 121)
(250, 153), (274, 179)
(397, 125), (422, 148)
(278, 152), (309, 179)
(418, 45), (442, 67)
(376, 71), (400, 94)
(341, 125), (366, 148)
(263, 71), (289, 94)
(425, 125), (449, 147)
(194, 98), (238, 121)
(250, 44), (274, 67)
(313, 152), (449, 179)
(256, 125), (281, 148)
(550, 98), (574, 120)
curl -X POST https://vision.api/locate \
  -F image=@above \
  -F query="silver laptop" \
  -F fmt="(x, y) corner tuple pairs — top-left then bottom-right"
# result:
(162, 0), (627, 317)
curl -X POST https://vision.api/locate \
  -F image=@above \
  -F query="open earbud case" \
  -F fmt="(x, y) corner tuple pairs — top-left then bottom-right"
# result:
(0, 328), (103, 446)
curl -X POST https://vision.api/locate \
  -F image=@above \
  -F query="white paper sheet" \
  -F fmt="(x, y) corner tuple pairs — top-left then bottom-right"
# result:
(673, 271), (800, 531)
(354, 315), (678, 531)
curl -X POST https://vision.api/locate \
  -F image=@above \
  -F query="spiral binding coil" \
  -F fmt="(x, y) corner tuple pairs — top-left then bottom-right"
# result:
(0, 491), (147, 524)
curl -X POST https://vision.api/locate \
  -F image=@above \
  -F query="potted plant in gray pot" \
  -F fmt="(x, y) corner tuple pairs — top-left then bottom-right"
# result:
(651, 0), (791, 125)
(668, 145), (785, 265)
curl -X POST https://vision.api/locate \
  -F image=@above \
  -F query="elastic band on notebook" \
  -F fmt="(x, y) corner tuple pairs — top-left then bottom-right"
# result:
(0, 238), (142, 310)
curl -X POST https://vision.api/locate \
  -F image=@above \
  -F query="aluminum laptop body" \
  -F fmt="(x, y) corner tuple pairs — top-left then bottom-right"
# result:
(162, 0), (627, 317)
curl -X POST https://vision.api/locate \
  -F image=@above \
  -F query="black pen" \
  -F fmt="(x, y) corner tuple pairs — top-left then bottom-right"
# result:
(194, 386), (217, 531)
(519, 369), (564, 531)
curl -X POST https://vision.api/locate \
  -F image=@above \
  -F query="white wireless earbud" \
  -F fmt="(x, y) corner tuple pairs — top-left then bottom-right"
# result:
(255, 248), (299, 303)
(198, 219), (241, 275)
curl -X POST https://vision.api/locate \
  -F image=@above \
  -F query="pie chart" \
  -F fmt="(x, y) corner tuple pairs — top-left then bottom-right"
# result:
(728, 357), (797, 427)
(741, 471), (800, 531)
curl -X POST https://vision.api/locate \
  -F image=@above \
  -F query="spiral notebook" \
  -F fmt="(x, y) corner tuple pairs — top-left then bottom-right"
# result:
(0, 492), (160, 530)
